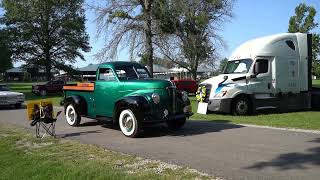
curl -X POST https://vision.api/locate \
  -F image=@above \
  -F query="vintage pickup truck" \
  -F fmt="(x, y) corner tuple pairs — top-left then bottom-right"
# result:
(62, 62), (193, 137)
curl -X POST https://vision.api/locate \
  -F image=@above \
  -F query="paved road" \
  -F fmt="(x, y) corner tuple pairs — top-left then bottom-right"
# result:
(1, 107), (320, 180)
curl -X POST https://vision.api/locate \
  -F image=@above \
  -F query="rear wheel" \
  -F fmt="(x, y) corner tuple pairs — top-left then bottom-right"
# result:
(40, 90), (47, 96)
(167, 118), (186, 130)
(119, 109), (140, 138)
(232, 96), (251, 115)
(65, 104), (81, 126)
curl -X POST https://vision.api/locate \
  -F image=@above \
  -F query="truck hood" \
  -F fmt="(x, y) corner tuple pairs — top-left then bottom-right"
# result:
(122, 79), (173, 90)
(0, 91), (24, 97)
(200, 74), (247, 98)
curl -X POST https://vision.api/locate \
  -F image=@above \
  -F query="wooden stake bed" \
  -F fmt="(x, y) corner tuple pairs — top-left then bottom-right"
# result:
(63, 83), (94, 92)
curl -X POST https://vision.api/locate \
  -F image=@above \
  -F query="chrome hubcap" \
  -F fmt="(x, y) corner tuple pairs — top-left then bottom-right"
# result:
(123, 115), (133, 131)
(68, 108), (75, 122)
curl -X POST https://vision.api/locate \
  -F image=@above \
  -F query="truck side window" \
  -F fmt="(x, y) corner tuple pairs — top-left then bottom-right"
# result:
(98, 68), (116, 81)
(285, 40), (295, 51)
(255, 59), (269, 74)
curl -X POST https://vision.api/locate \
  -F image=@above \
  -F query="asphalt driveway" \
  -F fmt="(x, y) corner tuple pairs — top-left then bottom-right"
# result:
(0, 107), (320, 180)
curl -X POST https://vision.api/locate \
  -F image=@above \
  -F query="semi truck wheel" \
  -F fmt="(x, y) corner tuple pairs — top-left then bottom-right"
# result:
(167, 118), (186, 130)
(119, 109), (140, 138)
(232, 96), (251, 115)
(65, 104), (81, 126)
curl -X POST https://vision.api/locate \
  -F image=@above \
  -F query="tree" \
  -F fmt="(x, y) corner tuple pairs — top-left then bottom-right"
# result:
(154, 0), (233, 80)
(288, 3), (320, 76)
(139, 54), (174, 68)
(1, 0), (90, 80)
(93, 0), (156, 77)
(0, 29), (13, 74)
(218, 58), (228, 73)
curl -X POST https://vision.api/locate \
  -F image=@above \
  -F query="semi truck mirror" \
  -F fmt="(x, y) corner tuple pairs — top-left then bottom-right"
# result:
(254, 62), (264, 75)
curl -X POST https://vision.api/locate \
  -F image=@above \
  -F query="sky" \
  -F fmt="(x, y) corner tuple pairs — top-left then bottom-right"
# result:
(2, 0), (320, 68)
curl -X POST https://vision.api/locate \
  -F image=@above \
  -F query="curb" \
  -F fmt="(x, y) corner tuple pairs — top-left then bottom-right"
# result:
(239, 123), (320, 134)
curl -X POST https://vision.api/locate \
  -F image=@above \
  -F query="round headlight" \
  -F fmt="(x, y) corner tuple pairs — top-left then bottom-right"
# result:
(152, 93), (160, 104)
(181, 91), (188, 102)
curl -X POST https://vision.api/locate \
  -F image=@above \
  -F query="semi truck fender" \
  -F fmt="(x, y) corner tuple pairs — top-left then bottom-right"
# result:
(64, 95), (87, 116)
(113, 96), (151, 124)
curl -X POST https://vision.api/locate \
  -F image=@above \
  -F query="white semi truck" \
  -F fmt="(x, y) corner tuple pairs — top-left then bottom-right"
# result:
(199, 33), (320, 115)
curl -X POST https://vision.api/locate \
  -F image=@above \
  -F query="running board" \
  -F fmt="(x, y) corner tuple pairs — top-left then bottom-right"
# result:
(256, 106), (277, 110)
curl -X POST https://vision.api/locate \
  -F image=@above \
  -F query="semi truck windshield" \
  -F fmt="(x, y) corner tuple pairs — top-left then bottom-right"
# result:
(223, 59), (253, 74)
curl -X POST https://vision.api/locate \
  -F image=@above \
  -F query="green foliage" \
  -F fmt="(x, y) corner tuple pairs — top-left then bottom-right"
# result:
(0, 29), (13, 73)
(1, 0), (90, 80)
(218, 58), (228, 73)
(288, 3), (320, 77)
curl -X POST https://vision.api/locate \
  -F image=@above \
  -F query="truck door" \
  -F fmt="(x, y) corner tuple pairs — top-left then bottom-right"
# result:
(94, 68), (119, 117)
(251, 58), (273, 95)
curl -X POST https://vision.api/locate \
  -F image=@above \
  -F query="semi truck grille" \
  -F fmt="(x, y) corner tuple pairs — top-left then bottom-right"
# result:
(167, 86), (177, 114)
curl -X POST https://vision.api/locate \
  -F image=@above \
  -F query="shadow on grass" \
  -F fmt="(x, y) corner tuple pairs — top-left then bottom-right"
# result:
(246, 138), (320, 170)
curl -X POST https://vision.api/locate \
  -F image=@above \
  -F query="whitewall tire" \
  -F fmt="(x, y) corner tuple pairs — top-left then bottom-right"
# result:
(119, 109), (140, 138)
(65, 104), (81, 126)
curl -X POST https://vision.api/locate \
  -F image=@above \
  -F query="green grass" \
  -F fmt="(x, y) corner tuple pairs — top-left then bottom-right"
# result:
(313, 80), (320, 88)
(7, 82), (63, 106)
(0, 123), (213, 180)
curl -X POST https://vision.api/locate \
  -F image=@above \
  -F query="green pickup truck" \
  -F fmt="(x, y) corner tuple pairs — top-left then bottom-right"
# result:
(63, 62), (193, 137)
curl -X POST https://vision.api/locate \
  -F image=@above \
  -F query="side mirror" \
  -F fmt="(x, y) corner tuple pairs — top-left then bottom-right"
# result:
(254, 61), (265, 75)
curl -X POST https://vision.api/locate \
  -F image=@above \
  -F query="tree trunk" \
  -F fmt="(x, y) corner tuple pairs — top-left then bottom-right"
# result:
(144, 0), (154, 77)
(45, 51), (52, 81)
(191, 69), (197, 80)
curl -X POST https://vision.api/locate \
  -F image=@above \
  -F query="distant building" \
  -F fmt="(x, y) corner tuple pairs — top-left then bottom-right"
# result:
(5, 67), (59, 81)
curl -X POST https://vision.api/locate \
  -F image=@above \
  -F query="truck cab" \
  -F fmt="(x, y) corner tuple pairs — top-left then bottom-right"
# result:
(63, 62), (193, 137)
(199, 33), (319, 115)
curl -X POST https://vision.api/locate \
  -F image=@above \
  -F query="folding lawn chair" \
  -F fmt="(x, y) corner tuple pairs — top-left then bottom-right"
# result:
(27, 100), (62, 139)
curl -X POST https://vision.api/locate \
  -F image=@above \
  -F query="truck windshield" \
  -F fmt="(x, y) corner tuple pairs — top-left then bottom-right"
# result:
(115, 66), (151, 80)
(223, 59), (253, 74)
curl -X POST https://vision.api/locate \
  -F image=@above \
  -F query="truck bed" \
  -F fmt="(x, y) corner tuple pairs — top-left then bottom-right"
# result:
(63, 83), (94, 92)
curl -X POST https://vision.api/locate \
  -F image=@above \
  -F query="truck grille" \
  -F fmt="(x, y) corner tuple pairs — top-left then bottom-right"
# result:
(167, 86), (177, 114)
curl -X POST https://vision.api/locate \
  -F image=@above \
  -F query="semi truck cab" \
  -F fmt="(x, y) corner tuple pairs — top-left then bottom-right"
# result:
(199, 33), (320, 115)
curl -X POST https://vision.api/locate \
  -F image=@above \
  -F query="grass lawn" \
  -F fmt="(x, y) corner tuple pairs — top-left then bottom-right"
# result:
(0, 123), (213, 180)
(7, 82), (63, 106)
(313, 80), (320, 88)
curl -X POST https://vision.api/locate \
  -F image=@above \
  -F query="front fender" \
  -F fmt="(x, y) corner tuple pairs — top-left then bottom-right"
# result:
(113, 96), (151, 124)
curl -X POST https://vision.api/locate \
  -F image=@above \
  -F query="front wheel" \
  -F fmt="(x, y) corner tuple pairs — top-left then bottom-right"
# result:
(232, 96), (251, 115)
(167, 118), (186, 130)
(119, 109), (140, 138)
(65, 104), (81, 126)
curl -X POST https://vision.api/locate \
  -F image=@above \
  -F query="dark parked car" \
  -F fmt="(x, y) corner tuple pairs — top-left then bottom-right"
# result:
(32, 80), (65, 96)
(171, 79), (198, 94)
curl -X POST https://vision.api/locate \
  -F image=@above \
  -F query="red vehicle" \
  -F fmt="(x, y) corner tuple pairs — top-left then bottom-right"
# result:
(32, 80), (65, 96)
(171, 79), (198, 94)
